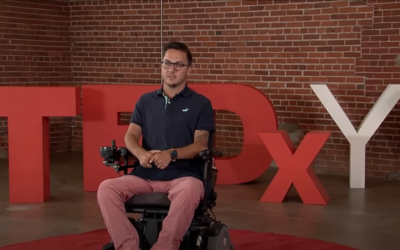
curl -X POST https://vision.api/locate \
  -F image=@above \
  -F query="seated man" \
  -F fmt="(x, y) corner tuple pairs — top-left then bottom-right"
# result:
(97, 41), (215, 250)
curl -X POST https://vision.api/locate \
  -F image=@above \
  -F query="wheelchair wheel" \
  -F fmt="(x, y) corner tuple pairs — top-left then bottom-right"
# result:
(206, 222), (234, 250)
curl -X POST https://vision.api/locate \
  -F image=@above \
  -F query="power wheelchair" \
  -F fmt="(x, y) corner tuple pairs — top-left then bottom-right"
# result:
(99, 132), (234, 250)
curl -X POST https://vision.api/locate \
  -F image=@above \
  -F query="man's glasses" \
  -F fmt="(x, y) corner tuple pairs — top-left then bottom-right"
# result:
(161, 60), (188, 71)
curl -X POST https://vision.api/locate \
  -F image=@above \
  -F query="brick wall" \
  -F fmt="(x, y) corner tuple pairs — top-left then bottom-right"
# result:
(0, 0), (71, 157)
(1, 0), (400, 179)
(69, 0), (164, 151)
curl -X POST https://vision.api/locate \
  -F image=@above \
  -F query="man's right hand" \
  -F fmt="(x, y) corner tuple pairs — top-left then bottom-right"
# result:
(137, 150), (160, 168)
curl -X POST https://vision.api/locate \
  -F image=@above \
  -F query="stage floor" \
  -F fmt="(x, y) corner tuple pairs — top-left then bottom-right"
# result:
(0, 152), (398, 250)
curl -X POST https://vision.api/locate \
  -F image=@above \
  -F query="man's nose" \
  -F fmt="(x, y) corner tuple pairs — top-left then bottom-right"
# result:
(168, 66), (176, 73)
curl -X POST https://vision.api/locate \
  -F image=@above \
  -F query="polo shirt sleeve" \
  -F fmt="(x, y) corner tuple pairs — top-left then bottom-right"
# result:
(129, 96), (144, 127)
(196, 98), (215, 132)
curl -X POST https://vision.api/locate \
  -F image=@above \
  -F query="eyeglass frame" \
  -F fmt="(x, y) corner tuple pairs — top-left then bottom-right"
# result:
(161, 60), (190, 71)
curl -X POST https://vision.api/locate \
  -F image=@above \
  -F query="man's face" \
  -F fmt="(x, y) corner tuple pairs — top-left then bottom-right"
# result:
(161, 49), (191, 88)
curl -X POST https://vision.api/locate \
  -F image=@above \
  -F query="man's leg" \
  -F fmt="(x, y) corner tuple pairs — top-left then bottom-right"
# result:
(151, 177), (204, 250)
(97, 175), (153, 250)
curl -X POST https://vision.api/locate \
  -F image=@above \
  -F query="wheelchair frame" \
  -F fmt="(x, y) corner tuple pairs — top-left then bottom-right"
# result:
(100, 131), (231, 250)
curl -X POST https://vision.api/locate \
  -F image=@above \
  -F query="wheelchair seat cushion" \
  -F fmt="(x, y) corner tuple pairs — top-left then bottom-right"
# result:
(125, 192), (171, 209)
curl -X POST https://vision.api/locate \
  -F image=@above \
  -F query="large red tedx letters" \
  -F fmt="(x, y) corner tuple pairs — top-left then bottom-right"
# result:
(259, 131), (331, 205)
(1, 84), (331, 205)
(0, 87), (81, 203)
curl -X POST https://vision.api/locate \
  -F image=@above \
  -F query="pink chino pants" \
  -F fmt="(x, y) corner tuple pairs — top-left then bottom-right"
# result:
(97, 175), (204, 250)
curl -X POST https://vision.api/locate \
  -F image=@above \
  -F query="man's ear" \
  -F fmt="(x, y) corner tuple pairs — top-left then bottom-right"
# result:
(187, 65), (192, 76)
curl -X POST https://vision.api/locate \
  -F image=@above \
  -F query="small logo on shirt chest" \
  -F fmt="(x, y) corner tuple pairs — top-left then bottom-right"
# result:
(182, 108), (189, 112)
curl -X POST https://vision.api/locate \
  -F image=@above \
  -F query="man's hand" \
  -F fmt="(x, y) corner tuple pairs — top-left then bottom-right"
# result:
(137, 150), (160, 168)
(149, 150), (172, 169)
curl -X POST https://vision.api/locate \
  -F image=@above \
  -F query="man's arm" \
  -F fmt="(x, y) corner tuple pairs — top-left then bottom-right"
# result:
(124, 123), (145, 157)
(173, 99), (215, 160)
(174, 130), (210, 159)
(124, 96), (146, 157)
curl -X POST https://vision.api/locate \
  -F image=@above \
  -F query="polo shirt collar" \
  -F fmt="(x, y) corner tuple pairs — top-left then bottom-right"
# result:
(157, 84), (192, 98)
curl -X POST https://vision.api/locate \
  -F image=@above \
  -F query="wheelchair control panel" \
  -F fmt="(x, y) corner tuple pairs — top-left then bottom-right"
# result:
(99, 140), (136, 174)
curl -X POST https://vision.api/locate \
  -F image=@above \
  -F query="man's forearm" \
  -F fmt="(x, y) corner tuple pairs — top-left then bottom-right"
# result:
(124, 134), (145, 157)
(173, 130), (210, 159)
(174, 141), (208, 160)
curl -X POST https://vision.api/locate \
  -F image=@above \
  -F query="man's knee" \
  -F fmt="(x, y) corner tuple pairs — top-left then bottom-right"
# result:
(97, 178), (119, 201)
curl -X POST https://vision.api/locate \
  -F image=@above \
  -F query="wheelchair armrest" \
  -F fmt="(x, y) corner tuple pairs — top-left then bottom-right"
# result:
(199, 150), (210, 160)
(212, 149), (223, 157)
(198, 149), (223, 160)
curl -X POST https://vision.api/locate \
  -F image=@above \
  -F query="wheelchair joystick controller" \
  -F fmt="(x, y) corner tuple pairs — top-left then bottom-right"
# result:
(100, 140), (118, 168)
(99, 140), (135, 175)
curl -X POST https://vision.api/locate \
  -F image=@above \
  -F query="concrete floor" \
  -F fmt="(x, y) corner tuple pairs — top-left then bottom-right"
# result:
(0, 152), (399, 250)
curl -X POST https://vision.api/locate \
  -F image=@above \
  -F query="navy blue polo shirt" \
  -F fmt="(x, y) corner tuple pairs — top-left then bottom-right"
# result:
(128, 84), (215, 181)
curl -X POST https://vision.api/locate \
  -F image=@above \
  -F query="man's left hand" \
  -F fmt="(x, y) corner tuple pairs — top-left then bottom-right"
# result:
(149, 150), (172, 169)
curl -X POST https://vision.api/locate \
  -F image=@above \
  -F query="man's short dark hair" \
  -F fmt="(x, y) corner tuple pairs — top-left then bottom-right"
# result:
(162, 41), (192, 66)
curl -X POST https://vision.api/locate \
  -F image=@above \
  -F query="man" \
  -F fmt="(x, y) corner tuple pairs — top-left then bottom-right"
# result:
(97, 41), (215, 250)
